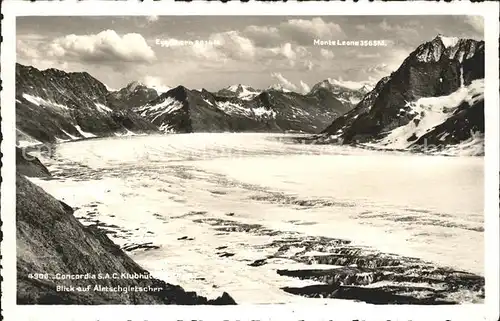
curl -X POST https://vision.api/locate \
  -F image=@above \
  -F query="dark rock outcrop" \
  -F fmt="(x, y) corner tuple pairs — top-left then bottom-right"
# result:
(16, 173), (236, 305)
(15, 64), (159, 144)
(16, 147), (51, 178)
(320, 36), (485, 147)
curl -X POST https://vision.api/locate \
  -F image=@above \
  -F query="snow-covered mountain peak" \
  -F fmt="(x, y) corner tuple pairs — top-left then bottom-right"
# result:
(125, 81), (145, 92)
(219, 84), (260, 100)
(310, 78), (374, 96)
(323, 78), (374, 92)
(436, 34), (460, 48)
(148, 84), (172, 95)
(360, 84), (375, 93)
(268, 83), (292, 93)
(123, 80), (171, 95)
(227, 84), (242, 92)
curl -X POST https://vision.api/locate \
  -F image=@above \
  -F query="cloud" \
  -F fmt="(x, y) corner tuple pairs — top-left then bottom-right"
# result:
(210, 31), (256, 60)
(156, 31), (257, 63)
(46, 30), (156, 63)
(17, 39), (40, 59)
(365, 63), (391, 74)
(299, 80), (310, 94)
(141, 75), (171, 93)
(244, 18), (344, 47)
(304, 60), (314, 71)
(386, 48), (411, 70)
(327, 77), (374, 91)
(271, 72), (298, 91)
(378, 19), (420, 43)
(243, 25), (280, 47)
(355, 25), (369, 33)
(259, 43), (311, 68)
(280, 17), (345, 45)
(146, 15), (159, 23)
(463, 16), (484, 34)
(283, 17), (343, 38)
(276, 43), (297, 60)
(357, 53), (381, 59)
(379, 19), (392, 32)
(320, 48), (335, 59)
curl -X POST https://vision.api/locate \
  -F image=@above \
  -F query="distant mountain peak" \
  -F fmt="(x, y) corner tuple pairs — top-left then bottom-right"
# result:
(268, 84), (292, 93)
(226, 84), (257, 92)
(125, 81), (145, 92)
(312, 78), (374, 93)
(227, 84), (243, 91)
(219, 84), (260, 100)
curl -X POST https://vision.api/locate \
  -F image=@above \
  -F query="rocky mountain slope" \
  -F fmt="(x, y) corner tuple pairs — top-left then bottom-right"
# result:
(15, 64), (159, 145)
(319, 35), (485, 153)
(135, 84), (350, 134)
(16, 164), (236, 304)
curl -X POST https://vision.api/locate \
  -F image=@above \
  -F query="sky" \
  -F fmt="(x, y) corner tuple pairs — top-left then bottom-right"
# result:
(16, 15), (484, 92)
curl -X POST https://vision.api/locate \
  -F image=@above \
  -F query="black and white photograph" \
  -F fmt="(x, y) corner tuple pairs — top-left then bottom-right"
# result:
(1, 2), (499, 318)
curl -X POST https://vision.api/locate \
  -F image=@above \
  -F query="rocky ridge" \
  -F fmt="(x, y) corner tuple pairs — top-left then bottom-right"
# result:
(135, 84), (350, 134)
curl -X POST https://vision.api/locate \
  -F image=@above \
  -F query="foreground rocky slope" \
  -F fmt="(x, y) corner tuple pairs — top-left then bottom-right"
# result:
(319, 35), (485, 153)
(16, 166), (236, 304)
(16, 64), (159, 145)
(135, 84), (349, 134)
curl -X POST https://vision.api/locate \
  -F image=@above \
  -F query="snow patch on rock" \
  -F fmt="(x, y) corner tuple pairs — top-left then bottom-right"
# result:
(438, 35), (460, 49)
(95, 103), (113, 113)
(136, 97), (184, 122)
(378, 79), (484, 149)
(22, 93), (70, 111)
(74, 125), (97, 138)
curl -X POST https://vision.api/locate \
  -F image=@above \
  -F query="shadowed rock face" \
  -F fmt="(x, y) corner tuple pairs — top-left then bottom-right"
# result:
(16, 173), (236, 305)
(321, 36), (485, 147)
(135, 85), (350, 134)
(15, 64), (158, 144)
(16, 147), (51, 178)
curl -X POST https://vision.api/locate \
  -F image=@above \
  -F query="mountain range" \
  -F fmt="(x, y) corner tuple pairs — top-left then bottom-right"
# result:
(15, 35), (485, 154)
(15, 65), (357, 144)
